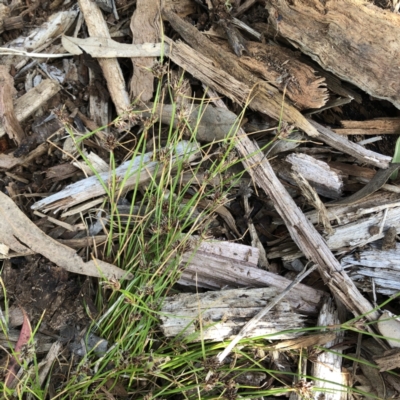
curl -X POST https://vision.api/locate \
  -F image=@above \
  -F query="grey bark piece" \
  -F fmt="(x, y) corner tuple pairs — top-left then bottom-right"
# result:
(308, 120), (391, 169)
(31, 141), (200, 212)
(207, 89), (378, 321)
(312, 298), (346, 400)
(285, 153), (343, 199)
(145, 103), (240, 142)
(160, 288), (306, 342)
(179, 239), (324, 315)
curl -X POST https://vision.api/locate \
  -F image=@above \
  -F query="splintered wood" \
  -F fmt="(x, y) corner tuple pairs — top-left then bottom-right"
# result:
(265, 0), (400, 109)
(160, 288), (306, 341)
(32, 141), (200, 212)
(178, 238), (323, 314)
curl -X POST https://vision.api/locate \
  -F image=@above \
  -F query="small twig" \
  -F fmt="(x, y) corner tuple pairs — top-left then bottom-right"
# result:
(0, 47), (72, 58)
(206, 263), (318, 381)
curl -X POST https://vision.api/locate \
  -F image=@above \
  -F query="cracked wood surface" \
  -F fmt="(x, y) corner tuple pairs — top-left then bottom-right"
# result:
(266, 0), (400, 109)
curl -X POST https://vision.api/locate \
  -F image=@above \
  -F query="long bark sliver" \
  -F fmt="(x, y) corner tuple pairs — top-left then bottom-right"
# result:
(162, 8), (320, 138)
(31, 141), (200, 212)
(78, 0), (130, 115)
(234, 133), (378, 320)
(130, 0), (160, 102)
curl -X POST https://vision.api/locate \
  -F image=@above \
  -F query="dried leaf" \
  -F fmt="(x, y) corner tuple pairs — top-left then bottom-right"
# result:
(62, 35), (167, 58)
(5, 307), (32, 388)
(377, 311), (400, 348)
(0, 192), (132, 280)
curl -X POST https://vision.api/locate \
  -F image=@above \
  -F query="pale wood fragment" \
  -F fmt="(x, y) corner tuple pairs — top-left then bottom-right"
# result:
(179, 239), (324, 314)
(270, 206), (400, 260)
(0, 66), (26, 145)
(342, 244), (400, 296)
(312, 298), (346, 400)
(308, 120), (391, 169)
(265, 0), (400, 109)
(160, 288), (306, 341)
(285, 153), (343, 198)
(2, 7), (78, 63)
(130, 0), (159, 102)
(78, 0), (130, 115)
(0, 80), (61, 138)
(207, 90), (378, 321)
(31, 141), (200, 212)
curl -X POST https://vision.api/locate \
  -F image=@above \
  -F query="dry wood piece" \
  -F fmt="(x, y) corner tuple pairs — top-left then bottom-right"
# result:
(162, 9), (320, 138)
(130, 0), (160, 102)
(0, 192), (132, 280)
(208, 90), (379, 322)
(61, 36), (167, 58)
(163, 0), (198, 17)
(178, 238), (324, 314)
(143, 103), (240, 142)
(78, 0), (130, 115)
(269, 195), (400, 260)
(32, 141), (200, 212)
(239, 41), (328, 110)
(0, 65), (26, 145)
(160, 287), (306, 342)
(291, 171), (334, 235)
(0, 142), (48, 170)
(312, 298), (346, 400)
(335, 118), (400, 135)
(284, 153), (343, 199)
(342, 244), (400, 296)
(308, 120), (392, 169)
(374, 348), (400, 372)
(2, 7), (79, 68)
(265, 0), (400, 109)
(0, 79), (61, 138)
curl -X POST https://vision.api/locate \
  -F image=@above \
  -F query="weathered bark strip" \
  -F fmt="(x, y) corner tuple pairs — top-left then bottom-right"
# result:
(240, 41), (328, 110)
(160, 288), (306, 341)
(0, 80), (61, 138)
(31, 141), (200, 212)
(162, 9), (320, 137)
(308, 120), (391, 169)
(265, 0), (400, 109)
(0, 66), (26, 145)
(78, 0), (130, 115)
(130, 0), (160, 102)
(207, 89), (378, 321)
(179, 239), (324, 314)
(335, 118), (400, 135)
